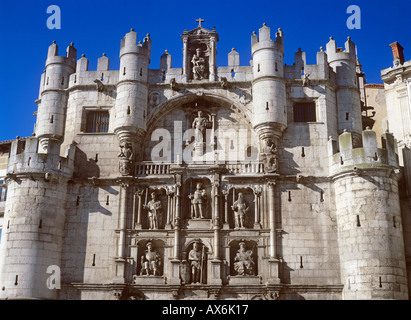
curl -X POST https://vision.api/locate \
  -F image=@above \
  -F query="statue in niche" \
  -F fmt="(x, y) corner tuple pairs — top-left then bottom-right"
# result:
(143, 192), (162, 229)
(192, 110), (208, 146)
(233, 241), (255, 276)
(118, 142), (133, 176)
(188, 240), (206, 284)
(189, 182), (207, 219)
(191, 48), (207, 80)
(232, 192), (249, 229)
(261, 139), (278, 173)
(140, 241), (161, 276)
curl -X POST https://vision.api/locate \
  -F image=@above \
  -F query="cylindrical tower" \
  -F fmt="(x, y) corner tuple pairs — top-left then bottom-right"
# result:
(36, 41), (77, 151)
(326, 36), (362, 147)
(251, 23), (287, 147)
(114, 29), (151, 162)
(0, 138), (76, 299)
(330, 129), (409, 299)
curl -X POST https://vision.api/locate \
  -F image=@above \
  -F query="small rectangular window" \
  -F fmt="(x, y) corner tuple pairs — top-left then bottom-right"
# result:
(86, 111), (110, 133)
(293, 102), (316, 122)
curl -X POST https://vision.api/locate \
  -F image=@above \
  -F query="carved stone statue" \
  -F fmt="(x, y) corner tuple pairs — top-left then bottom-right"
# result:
(140, 242), (161, 276)
(188, 241), (205, 284)
(118, 142), (133, 176)
(191, 48), (207, 80)
(233, 242), (255, 276)
(261, 139), (278, 173)
(143, 192), (162, 230)
(302, 73), (310, 87)
(189, 182), (207, 219)
(232, 192), (249, 229)
(192, 110), (208, 146)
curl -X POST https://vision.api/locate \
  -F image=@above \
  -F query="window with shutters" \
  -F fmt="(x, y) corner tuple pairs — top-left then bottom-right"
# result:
(293, 102), (316, 122)
(85, 110), (110, 133)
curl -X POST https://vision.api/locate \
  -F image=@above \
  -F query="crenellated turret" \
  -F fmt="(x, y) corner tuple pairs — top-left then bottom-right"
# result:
(0, 137), (76, 299)
(326, 36), (362, 147)
(36, 41), (77, 152)
(251, 23), (286, 156)
(114, 29), (151, 169)
(328, 129), (408, 299)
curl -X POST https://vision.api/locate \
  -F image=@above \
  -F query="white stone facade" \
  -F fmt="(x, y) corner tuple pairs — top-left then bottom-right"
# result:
(0, 22), (409, 300)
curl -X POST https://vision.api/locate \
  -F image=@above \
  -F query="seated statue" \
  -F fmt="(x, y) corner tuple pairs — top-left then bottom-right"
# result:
(140, 242), (161, 276)
(191, 48), (207, 80)
(233, 242), (255, 276)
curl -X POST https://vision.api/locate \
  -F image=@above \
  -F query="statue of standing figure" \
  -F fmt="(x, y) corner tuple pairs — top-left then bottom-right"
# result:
(232, 192), (249, 229)
(140, 241), (161, 276)
(192, 110), (208, 146)
(188, 241), (205, 284)
(143, 192), (162, 230)
(189, 182), (207, 219)
(233, 242), (255, 276)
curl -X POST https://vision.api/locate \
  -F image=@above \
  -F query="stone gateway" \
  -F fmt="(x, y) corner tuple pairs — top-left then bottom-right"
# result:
(0, 19), (409, 300)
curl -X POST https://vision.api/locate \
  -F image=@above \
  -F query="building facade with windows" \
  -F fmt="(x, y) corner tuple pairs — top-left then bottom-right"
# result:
(0, 22), (409, 300)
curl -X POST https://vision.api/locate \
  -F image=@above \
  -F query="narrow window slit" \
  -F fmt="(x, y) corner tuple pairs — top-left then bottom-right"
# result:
(106, 196), (109, 205)
(140, 68), (143, 76)
(76, 196), (80, 206)
(393, 216), (396, 228)
(28, 157), (31, 166)
(320, 190), (324, 202)
(39, 219), (42, 229)
(127, 106), (131, 115)
(288, 191), (292, 202)
(379, 277), (382, 288)
(58, 160), (61, 170)
(92, 254), (96, 266)
(123, 67), (126, 75)
(61, 77), (64, 86)
(95, 153), (98, 163)
(300, 256), (304, 268)
(340, 156), (344, 165)
(101, 73), (104, 81)
(266, 102), (269, 111)
(50, 115), (54, 124)
(356, 215), (361, 227)
(301, 147), (305, 157)
(14, 275), (18, 286)
(345, 112), (349, 120)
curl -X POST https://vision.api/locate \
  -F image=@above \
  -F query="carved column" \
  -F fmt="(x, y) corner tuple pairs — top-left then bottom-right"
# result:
(170, 174), (182, 285)
(267, 181), (280, 284)
(182, 34), (188, 82)
(134, 189), (143, 229)
(114, 182), (129, 283)
(210, 173), (222, 285)
(253, 185), (262, 229)
(222, 188), (229, 229)
(209, 36), (216, 81)
(165, 186), (174, 230)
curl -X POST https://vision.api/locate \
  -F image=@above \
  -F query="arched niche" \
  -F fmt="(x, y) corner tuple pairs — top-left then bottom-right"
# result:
(229, 239), (258, 277)
(142, 94), (257, 164)
(135, 239), (166, 277)
(227, 186), (255, 229)
(182, 238), (212, 284)
(182, 177), (212, 221)
(139, 187), (167, 230)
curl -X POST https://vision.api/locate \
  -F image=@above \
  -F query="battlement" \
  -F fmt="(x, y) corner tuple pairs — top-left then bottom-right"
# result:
(6, 138), (76, 179)
(120, 29), (151, 58)
(284, 47), (330, 81)
(326, 36), (356, 64)
(328, 128), (399, 176)
(68, 53), (119, 87)
(251, 23), (283, 54)
(46, 41), (77, 68)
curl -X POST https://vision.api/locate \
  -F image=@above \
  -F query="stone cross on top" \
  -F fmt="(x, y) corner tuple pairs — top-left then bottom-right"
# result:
(196, 18), (204, 28)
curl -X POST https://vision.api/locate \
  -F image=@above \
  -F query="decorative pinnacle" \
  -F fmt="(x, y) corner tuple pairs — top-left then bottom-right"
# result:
(70, 42), (74, 46)
(320, 46), (324, 52)
(103, 53), (106, 56)
(82, 54), (85, 57)
(329, 36), (333, 40)
(52, 40), (56, 44)
(347, 36), (351, 41)
(263, 22), (267, 26)
(130, 28), (134, 31)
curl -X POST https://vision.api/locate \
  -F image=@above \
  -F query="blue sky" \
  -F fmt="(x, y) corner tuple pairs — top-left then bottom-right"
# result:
(0, 0), (410, 141)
